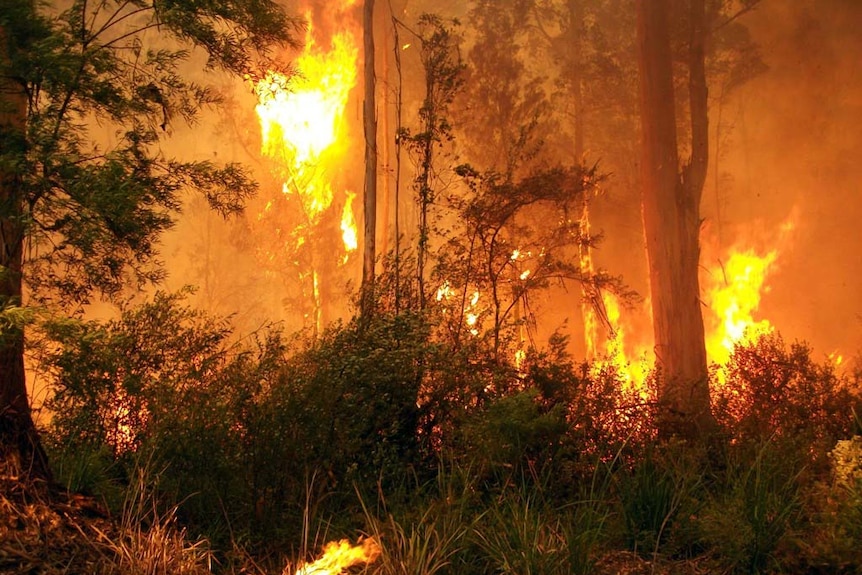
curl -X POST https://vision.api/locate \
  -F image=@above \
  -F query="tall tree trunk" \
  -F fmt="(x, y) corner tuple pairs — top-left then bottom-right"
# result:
(378, 9), (390, 263)
(0, 24), (52, 481)
(636, 0), (715, 439)
(391, 8), (404, 313)
(361, 0), (377, 318)
(566, 0), (598, 358)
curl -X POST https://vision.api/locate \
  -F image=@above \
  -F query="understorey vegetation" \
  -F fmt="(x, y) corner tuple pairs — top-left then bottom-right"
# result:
(16, 284), (860, 575)
(1, 0), (859, 573)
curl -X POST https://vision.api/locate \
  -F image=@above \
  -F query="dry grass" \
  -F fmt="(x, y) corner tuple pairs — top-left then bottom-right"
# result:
(0, 457), (213, 575)
(592, 550), (716, 575)
(0, 458), (114, 573)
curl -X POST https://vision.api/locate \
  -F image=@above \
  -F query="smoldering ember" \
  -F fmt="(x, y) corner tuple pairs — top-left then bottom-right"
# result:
(1, 1), (861, 574)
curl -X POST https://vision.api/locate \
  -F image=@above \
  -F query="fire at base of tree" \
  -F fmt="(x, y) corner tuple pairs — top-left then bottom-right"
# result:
(9, 289), (859, 575)
(3, 0), (862, 573)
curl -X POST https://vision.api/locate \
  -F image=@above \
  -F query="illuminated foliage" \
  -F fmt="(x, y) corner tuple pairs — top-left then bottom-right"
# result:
(713, 333), (862, 461)
(440, 163), (623, 359)
(0, 0), (300, 479)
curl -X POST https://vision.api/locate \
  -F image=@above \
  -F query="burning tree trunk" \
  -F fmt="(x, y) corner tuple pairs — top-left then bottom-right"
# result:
(0, 24), (51, 481)
(565, 0), (602, 357)
(636, 0), (716, 439)
(361, 0), (377, 317)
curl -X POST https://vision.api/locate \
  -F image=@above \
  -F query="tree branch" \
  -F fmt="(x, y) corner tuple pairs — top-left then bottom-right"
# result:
(711, 1), (762, 35)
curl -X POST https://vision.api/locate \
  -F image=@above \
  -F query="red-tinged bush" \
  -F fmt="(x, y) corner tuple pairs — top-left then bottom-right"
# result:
(712, 333), (862, 470)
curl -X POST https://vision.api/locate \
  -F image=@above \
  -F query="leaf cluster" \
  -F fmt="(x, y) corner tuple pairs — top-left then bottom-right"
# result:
(0, 0), (298, 307)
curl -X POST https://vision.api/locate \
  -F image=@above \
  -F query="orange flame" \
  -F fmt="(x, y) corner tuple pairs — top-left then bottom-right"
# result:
(436, 282), (482, 337)
(341, 191), (358, 253)
(705, 248), (777, 369)
(254, 15), (359, 247)
(290, 538), (380, 575)
(592, 292), (652, 396)
(702, 214), (798, 382)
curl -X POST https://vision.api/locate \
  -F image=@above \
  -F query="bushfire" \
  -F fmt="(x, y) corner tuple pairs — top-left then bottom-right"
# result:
(288, 538), (380, 575)
(586, 220), (797, 393)
(253, 5), (361, 331)
(254, 19), (359, 239)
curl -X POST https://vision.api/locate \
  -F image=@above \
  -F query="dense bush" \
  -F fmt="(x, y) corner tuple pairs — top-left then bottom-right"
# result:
(714, 333), (862, 467)
(43, 292), (283, 545)
(38, 293), (862, 573)
(42, 291), (440, 552)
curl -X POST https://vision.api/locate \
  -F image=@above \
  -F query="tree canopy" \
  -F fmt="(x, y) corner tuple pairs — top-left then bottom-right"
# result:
(0, 0), (301, 479)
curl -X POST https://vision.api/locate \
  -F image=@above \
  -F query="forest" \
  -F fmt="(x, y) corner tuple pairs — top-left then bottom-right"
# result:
(1, 0), (861, 573)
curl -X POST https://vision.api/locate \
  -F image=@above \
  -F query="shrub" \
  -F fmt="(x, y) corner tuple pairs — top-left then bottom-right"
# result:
(714, 333), (862, 469)
(458, 388), (568, 481)
(616, 441), (704, 559)
(795, 436), (862, 573)
(699, 439), (803, 574)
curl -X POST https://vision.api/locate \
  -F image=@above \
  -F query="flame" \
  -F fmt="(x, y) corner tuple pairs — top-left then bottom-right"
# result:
(252, 6), (360, 333)
(254, 15), (359, 239)
(290, 538), (380, 575)
(436, 281), (453, 301)
(705, 248), (777, 369)
(341, 191), (358, 252)
(256, 23), (357, 170)
(436, 283), (482, 336)
(580, 208), (651, 393)
(592, 292), (652, 396)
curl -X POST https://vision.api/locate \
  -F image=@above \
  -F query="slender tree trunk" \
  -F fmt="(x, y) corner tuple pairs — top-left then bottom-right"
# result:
(361, 0), (378, 318)
(378, 15), (390, 262)
(568, 0), (585, 162)
(566, 0), (598, 358)
(0, 24), (51, 481)
(416, 128), (432, 311)
(391, 10), (404, 313)
(636, 0), (715, 439)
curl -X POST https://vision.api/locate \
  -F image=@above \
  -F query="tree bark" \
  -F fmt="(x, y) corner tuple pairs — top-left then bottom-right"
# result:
(636, 0), (715, 439)
(0, 24), (52, 481)
(361, 0), (378, 318)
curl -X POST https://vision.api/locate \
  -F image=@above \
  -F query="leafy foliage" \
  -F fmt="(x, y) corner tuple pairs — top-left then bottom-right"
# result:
(0, 0), (300, 306)
(714, 333), (862, 468)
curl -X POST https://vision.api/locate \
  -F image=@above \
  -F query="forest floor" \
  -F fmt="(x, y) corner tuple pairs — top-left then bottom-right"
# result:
(0, 464), (712, 575)
(0, 463), (117, 574)
(0, 468), (713, 575)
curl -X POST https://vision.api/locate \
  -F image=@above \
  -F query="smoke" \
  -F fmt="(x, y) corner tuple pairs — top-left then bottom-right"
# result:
(705, 0), (862, 359)
(151, 0), (862, 362)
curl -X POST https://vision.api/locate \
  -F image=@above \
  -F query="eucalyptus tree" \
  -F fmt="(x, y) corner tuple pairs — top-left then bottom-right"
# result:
(637, 0), (762, 439)
(457, 0), (550, 180)
(0, 0), (300, 480)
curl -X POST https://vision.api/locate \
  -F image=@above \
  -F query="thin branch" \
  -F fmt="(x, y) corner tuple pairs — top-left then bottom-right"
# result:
(100, 21), (164, 51)
(711, 1), (762, 35)
(91, 3), (151, 45)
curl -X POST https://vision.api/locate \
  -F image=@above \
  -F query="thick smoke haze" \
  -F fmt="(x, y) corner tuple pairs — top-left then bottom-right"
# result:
(705, 0), (862, 360)
(150, 0), (861, 366)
